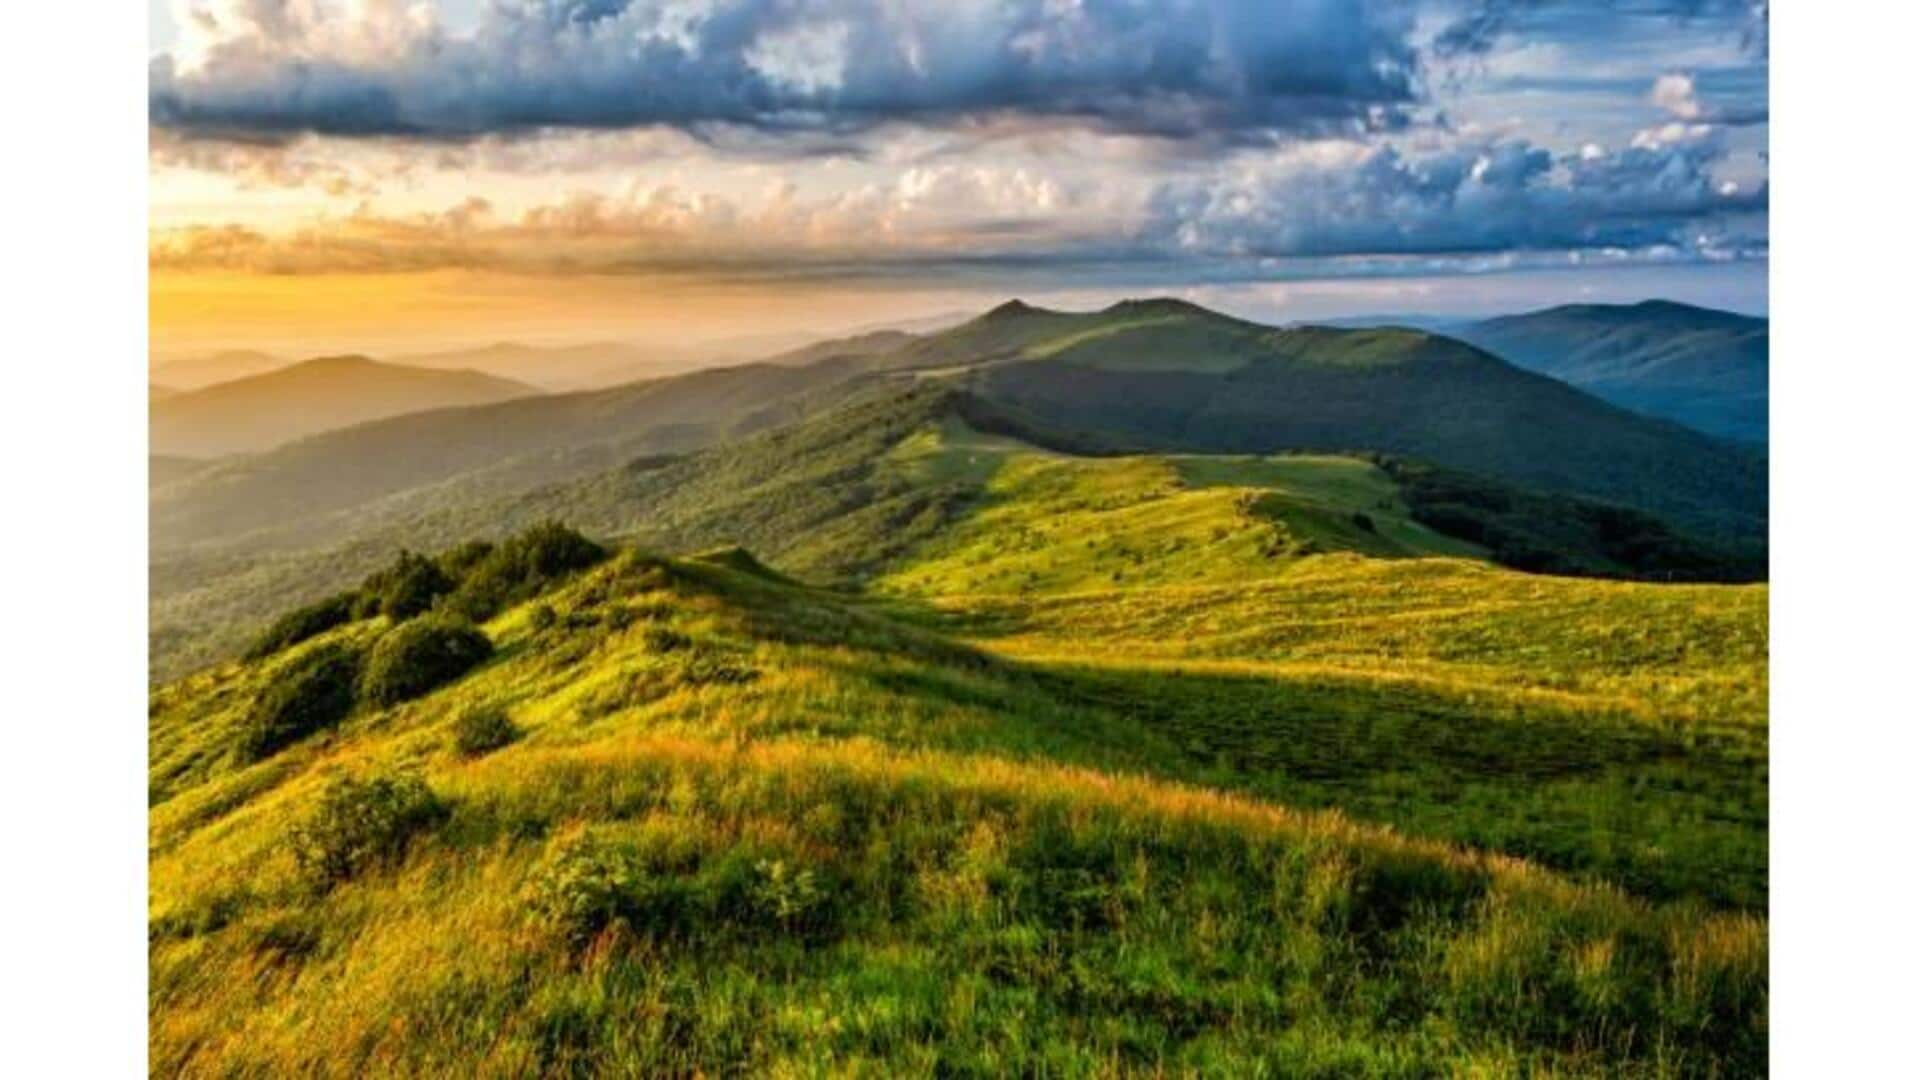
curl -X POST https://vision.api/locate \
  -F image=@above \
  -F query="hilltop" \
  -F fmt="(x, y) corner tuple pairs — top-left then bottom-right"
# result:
(923, 300), (1766, 539)
(150, 356), (540, 457)
(1455, 300), (1768, 444)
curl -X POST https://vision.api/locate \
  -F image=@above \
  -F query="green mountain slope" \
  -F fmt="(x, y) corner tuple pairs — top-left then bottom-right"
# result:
(153, 383), (1761, 682)
(151, 356), (541, 457)
(151, 528), (1766, 1075)
(923, 302), (1764, 539)
(1455, 300), (1768, 444)
(151, 358), (874, 552)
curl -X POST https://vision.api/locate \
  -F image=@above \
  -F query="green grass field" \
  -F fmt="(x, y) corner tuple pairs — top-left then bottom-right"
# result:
(149, 411), (1767, 1074)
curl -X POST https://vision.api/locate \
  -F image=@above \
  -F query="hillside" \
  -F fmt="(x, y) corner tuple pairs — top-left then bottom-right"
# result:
(150, 455), (212, 492)
(149, 358), (875, 552)
(918, 301), (1765, 539)
(151, 356), (541, 457)
(391, 341), (697, 392)
(1455, 300), (1768, 444)
(150, 524), (1766, 1074)
(150, 348), (287, 390)
(152, 384), (1763, 681)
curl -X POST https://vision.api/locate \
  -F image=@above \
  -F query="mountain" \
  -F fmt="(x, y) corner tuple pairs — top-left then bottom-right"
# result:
(915, 299), (1765, 539)
(150, 356), (880, 552)
(149, 513), (1766, 1073)
(390, 341), (699, 392)
(150, 348), (288, 390)
(150, 356), (541, 457)
(1453, 300), (1768, 444)
(150, 454), (211, 491)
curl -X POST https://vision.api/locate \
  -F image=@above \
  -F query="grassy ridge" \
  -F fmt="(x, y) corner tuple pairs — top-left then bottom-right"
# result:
(152, 547), (1766, 1074)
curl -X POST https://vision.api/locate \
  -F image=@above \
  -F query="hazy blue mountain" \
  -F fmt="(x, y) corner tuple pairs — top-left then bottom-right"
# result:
(1453, 300), (1767, 444)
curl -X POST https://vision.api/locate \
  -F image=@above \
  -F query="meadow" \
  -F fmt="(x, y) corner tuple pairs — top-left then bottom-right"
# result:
(151, 471), (1767, 1074)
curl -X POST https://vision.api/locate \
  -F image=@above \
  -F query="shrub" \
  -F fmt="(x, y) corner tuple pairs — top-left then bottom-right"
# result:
(436, 540), (496, 580)
(236, 643), (362, 761)
(524, 832), (837, 949)
(527, 604), (558, 632)
(451, 704), (520, 757)
(289, 774), (447, 891)
(357, 550), (455, 620)
(360, 617), (493, 707)
(445, 522), (606, 621)
(243, 592), (357, 661)
(1351, 511), (1377, 534)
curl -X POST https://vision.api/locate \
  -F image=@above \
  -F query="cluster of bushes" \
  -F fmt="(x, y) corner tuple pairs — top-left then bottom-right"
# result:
(1377, 457), (1767, 582)
(289, 773), (448, 891)
(442, 522), (608, 622)
(356, 551), (455, 620)
(242, 522), (606, 661)
(524, 830), (836, 948)
(235, 644), (363, 762)
(242, 593), (357, 662)
(360, 617), (494, 708)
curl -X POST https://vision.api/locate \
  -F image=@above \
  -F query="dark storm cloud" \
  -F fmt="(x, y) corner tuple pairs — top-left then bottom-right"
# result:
(1434, 0), (1767, 58)
(151, 0), (1422, 142)
(1142, 135), (1766, 260)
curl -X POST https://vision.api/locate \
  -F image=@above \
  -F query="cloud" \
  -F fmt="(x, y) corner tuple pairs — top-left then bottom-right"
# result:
(1647, 71), (1767, 129)
(152, 0), (1422, 142)
(1141, 132), (1766, 261)
(1651, 72), (1703, 119)
(148, 161), (1129, 274)
(1434, 1), (1767, 58)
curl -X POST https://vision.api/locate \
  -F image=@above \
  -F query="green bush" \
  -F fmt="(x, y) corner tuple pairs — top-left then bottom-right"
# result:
(360, 617), (493, 707)
(435, 540), (496, 580)
(524, 833), (837, 949)
(445, 522), (606, 621)
(357, 550), (455, 620)
(451, 704), (520, 757)
(243, 592), (357, 661)
(289, 774), (447, 890)
(527, 604), (558, 632)
(236, 643), (362, 761)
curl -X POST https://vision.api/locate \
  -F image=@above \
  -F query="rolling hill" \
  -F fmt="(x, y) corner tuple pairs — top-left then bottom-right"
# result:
(150, 348), (288, 390)
(152, 382), (1762, 681)
(151, 356), (541, 457)
(390, 341), (697, 392)
(149, 515), (1767, 1073)
(1453, 300), (1768, 444)
(929, 300), (1766, 539)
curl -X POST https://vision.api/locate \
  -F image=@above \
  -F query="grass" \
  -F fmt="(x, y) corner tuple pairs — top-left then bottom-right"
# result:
(149, 390), (1767, 1073)
(151, 540), (1767, 1074)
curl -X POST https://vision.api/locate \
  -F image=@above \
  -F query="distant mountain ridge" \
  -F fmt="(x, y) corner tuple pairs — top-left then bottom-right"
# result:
(150, 356), (539, 457)
(917, 300), (1765, 538)
(1453, 300), (1767, 444)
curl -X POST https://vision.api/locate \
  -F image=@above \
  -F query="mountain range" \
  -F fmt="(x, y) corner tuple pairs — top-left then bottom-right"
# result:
(1454, 299), (1768, 444)
(150, 355), (540, 458)
(151, 296), (1767, 680)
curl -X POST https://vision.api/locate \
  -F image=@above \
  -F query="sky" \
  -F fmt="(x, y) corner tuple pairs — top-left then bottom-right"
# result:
(148, 1), (1769, 358)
